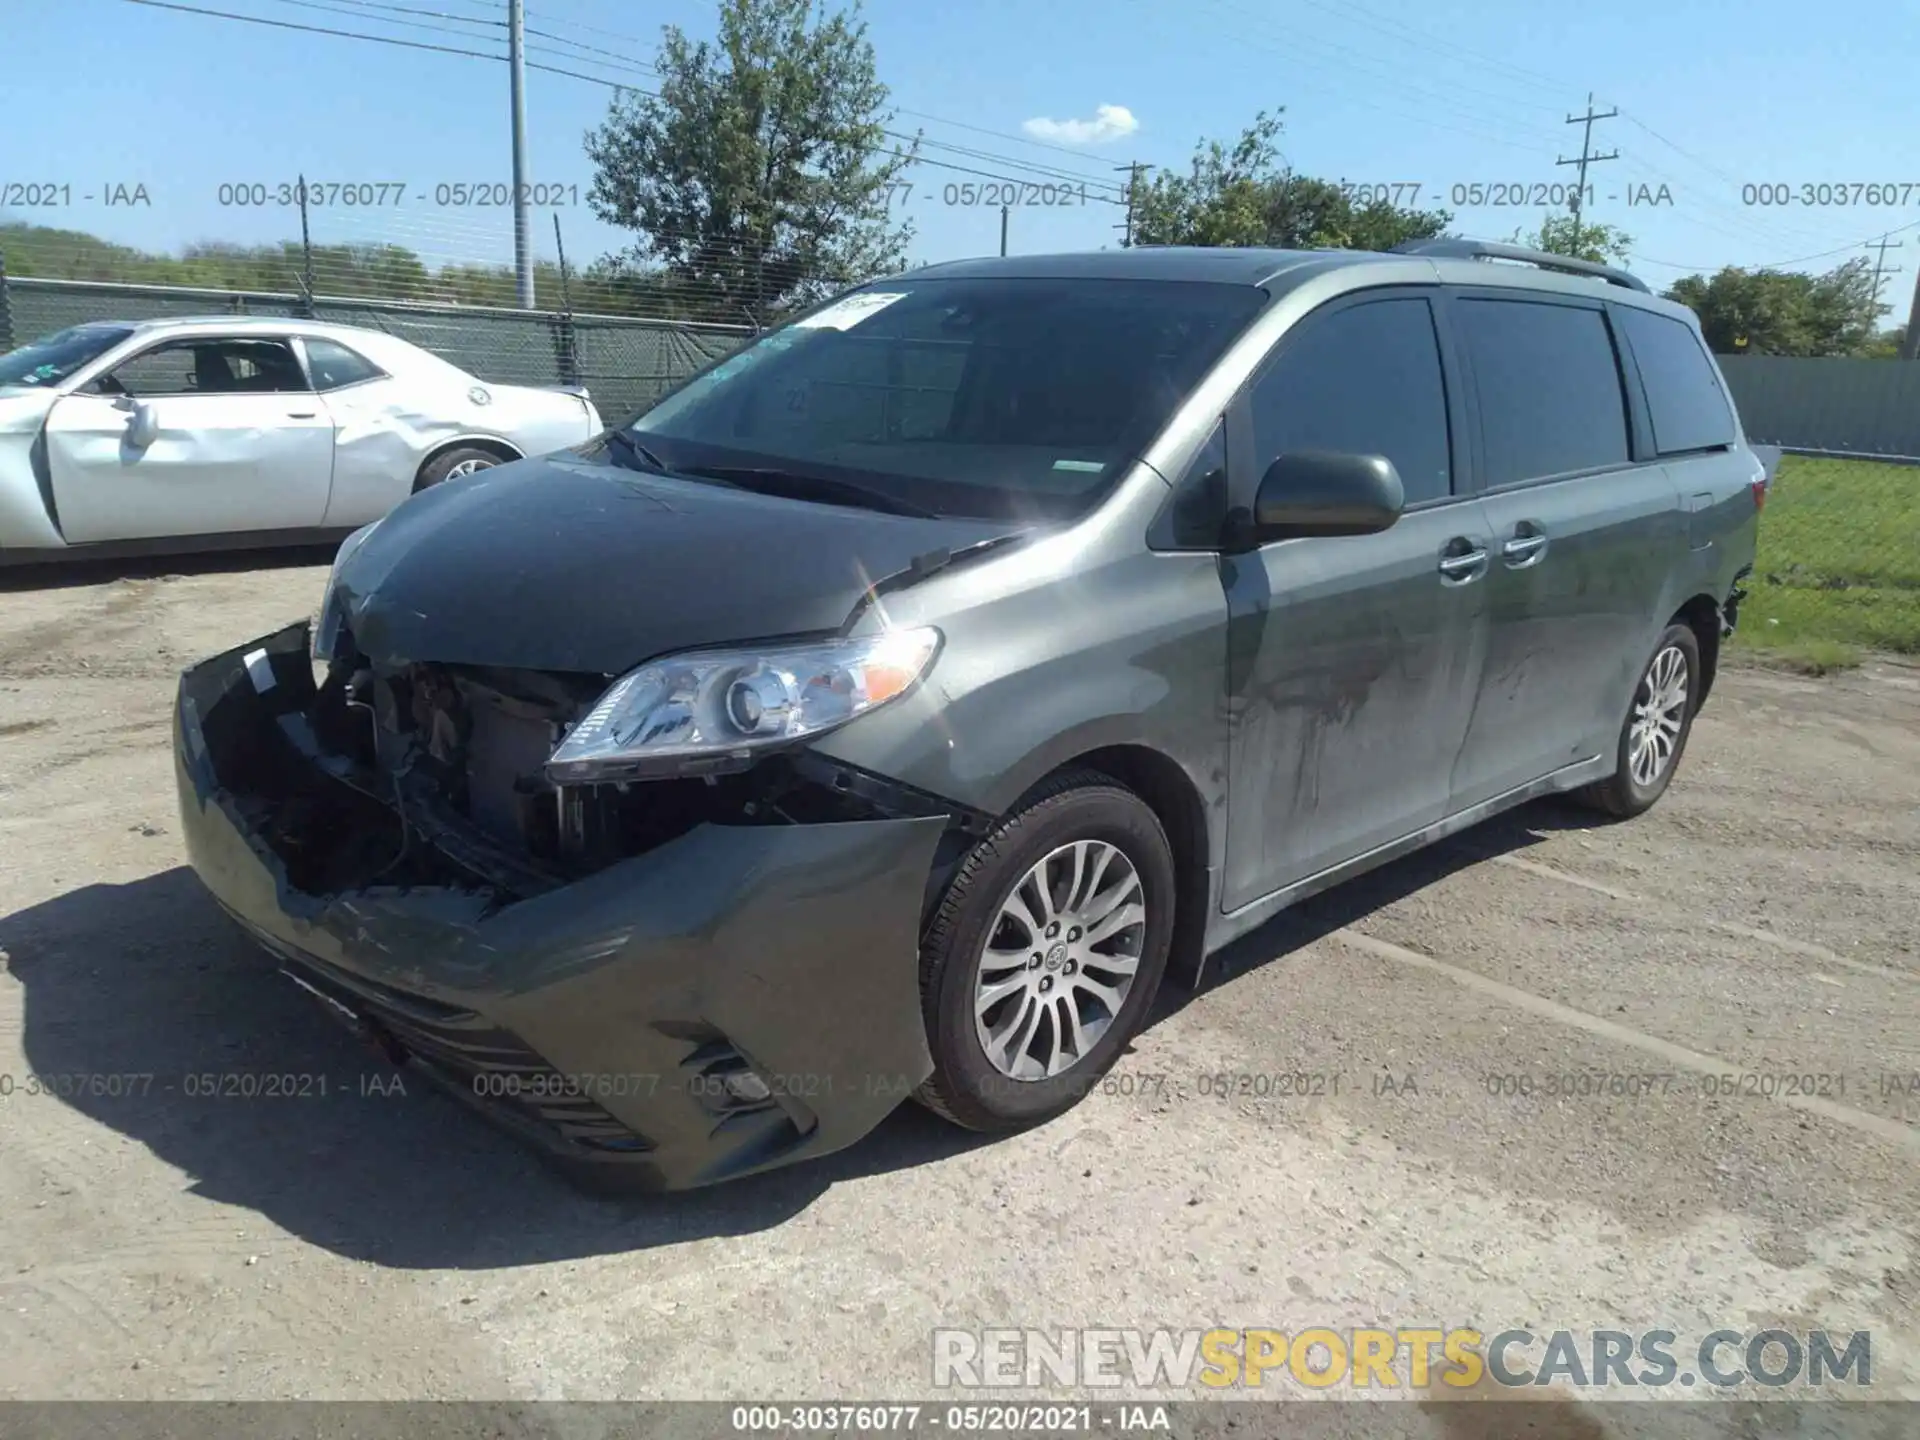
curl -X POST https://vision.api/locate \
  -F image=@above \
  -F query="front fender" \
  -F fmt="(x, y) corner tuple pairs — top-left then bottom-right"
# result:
(0, 391), (63, 548)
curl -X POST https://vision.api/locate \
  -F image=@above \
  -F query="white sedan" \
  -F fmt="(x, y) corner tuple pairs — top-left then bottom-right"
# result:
(0, 316), (605, 565)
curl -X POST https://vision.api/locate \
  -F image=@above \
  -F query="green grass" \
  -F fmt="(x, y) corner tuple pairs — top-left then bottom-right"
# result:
(1729, 455), (1920, 672)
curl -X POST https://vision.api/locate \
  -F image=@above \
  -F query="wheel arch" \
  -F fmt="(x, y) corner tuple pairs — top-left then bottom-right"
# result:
(1018, 743), (1213, 993)
(1670, 593), (1721, 712)
(413, 434), (524, 486)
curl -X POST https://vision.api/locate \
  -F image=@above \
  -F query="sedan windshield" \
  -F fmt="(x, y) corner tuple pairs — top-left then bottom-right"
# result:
(626, 277), (1267, 521)
(0, 325), (135, 389)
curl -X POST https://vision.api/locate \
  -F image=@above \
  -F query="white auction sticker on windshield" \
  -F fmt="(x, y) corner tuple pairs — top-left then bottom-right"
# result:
(793, 292), (908, 330)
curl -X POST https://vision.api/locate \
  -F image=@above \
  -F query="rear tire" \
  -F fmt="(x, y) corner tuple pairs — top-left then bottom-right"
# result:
(1572, 622), (1701, 818)
(915, 771), (1175, 1133)
(414, 445), (505, 493)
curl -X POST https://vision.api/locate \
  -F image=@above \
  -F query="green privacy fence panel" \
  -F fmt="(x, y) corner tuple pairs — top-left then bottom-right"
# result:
(0, 275), (752, 427)
(1715, 356), (1920, 463)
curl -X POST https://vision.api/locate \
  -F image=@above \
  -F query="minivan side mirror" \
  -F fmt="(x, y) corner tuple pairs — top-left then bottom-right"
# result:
(1251, 450), (1405, 542)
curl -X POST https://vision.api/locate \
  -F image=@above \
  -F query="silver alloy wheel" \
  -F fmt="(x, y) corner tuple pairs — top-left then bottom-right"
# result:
(973, 839), (1147, 1081)
(446, 457), (495, 479)
(1628, 643), (1690, 787)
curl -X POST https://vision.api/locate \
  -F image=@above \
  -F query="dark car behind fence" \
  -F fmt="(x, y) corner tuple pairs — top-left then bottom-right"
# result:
(0, 272), (750, 429)
(4, 267), (1920, 463)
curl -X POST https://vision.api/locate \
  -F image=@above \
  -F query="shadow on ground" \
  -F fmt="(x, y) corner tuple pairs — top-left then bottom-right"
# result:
(0, 543), (341, 595)
(1154, 796), (1605, 1017)
(1, 798), (1603, 1271)
(1, 864), (999, 1270)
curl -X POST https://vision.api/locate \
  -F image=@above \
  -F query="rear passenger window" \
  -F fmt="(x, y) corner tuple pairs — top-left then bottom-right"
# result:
(302, 338), (387, 391)
(1456, 299), (1629, 486)
(1248, 297), (1452, 505)
(1616, 307), (1736, 454)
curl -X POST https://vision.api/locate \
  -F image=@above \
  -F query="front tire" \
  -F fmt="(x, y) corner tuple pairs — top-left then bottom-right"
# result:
(915, 771), (1175, 1132)
(1572, 623), (1701, 818)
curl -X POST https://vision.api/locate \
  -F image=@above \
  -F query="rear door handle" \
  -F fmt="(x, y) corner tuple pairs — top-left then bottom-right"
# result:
(1501, 532), (1548, 565)
(1437, 543), (1489, 583)
(286, 410), (318, 419)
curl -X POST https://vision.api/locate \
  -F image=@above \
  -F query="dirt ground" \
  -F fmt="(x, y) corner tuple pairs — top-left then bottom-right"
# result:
(1, 551), (1916, 1423)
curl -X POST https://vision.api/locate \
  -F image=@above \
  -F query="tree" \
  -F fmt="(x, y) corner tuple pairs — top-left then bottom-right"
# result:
(1131, 111), (1452, 252)
(1664, 258), (1882, 356)
(584, 0), (916, 327)
(1512, 212), (1633, 266)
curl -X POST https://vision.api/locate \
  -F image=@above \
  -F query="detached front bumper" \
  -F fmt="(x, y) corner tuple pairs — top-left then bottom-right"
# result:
(173, 622), (947, 1193)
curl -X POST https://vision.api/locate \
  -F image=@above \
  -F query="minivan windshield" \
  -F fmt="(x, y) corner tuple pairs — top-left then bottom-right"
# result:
(624, 277), (1267, 521)
(0, 325), (134, 390)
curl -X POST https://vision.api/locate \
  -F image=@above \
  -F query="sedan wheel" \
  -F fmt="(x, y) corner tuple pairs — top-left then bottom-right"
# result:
(414, 445), (507, 493)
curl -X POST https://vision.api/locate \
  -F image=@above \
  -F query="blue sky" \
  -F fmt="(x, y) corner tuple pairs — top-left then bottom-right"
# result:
(8, 0), (1920, 320)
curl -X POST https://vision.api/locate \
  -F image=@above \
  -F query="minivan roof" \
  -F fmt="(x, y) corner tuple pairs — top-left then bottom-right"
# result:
(910, 246), (1346, 288)
(906, 244), (1696, 324)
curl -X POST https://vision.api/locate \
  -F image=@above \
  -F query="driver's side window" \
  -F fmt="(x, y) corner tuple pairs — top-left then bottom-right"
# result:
(90, 338), (308, 399)
(1243, 297), (1454, 508)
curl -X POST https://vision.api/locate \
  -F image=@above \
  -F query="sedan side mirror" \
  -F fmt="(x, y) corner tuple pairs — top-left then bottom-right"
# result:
(124, 400), (159, 450)
(1251, 450), (1405, 542)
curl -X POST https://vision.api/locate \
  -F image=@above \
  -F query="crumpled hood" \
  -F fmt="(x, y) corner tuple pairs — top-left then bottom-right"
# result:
(330, 452), (1018, 673)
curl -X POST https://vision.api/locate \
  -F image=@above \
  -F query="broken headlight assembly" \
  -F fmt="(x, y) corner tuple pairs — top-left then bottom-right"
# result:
(546, 627), (942, 784)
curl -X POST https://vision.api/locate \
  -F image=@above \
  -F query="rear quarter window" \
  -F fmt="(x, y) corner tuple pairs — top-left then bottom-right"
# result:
(1616, 306), (1737, 455)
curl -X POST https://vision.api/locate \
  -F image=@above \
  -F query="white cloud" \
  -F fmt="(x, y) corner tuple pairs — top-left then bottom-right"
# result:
(1021, 104), (1139, 146)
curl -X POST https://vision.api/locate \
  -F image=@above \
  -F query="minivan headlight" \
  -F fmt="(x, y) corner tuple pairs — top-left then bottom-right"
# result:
(546, 626), (942, 784)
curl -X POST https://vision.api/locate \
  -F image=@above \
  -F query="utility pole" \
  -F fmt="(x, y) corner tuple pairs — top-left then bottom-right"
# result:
(1901, 266), (1920, 360)
(1556, 93), (1619, 229)
(508, 0), (535, 308)
(552, 213), (578, 387)
(296, 172), (315, 313)
(1115, 162), (1145, 247)
(1865, 233), (1902, 327)
(999, 204), (1009, 257)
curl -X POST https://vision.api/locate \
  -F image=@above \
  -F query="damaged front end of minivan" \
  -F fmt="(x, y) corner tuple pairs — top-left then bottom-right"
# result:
(174, 611), (990, 1194)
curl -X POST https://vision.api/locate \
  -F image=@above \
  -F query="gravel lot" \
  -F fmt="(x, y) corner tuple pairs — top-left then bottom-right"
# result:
(1, 553), (1916, 1422)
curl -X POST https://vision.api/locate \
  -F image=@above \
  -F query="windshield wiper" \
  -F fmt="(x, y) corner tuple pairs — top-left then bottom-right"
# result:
(596, 428), (670, 475)
(674, 465), (940, 520)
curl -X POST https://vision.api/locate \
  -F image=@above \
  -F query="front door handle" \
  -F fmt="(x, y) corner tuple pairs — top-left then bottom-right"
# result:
(286, 410), (318, 419)
(1437, 542), (1489, 583)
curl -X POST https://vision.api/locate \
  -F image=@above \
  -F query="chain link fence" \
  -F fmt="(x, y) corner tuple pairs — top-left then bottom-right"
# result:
(8, 264), (1920, 464)
(0, 270), (750, 426)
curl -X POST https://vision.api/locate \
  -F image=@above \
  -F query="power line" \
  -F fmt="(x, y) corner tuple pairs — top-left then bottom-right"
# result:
(513, 41), (1127, 193)
(1635, 215), (1920, 277)
(111, 0), (505, 59)
(513, 5), (1156, 168)
(1295, 0), (1579, 101)
(103, 0), (1126, 203)
(1114, 0), (1564, 158)
(262, 0), (499, 28)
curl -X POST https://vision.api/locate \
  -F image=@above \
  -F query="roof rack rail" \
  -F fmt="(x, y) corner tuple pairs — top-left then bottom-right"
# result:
(1389, 238), (1651, 294)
